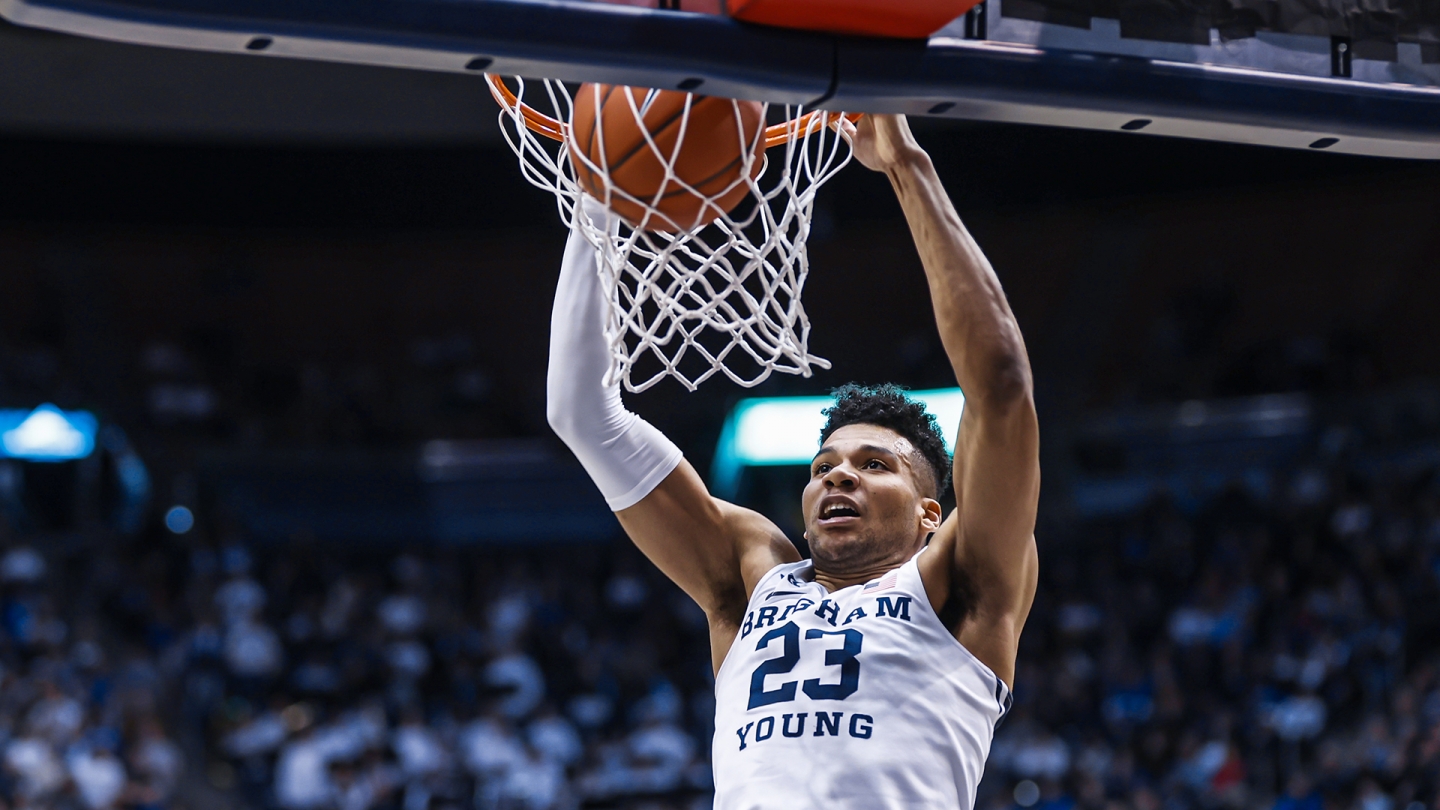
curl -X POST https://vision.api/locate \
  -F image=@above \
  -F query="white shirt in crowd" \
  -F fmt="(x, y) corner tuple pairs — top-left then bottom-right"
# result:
(67, 747), (127, 810)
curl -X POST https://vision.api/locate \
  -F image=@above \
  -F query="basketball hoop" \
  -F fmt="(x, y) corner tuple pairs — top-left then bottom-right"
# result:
(488, 75), (859, 393)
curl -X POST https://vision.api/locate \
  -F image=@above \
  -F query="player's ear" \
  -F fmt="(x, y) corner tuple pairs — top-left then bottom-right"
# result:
(918, 497), (942, 532)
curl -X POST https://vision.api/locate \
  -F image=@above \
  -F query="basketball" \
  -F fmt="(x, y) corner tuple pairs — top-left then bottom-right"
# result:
(569, 83), (766, 232)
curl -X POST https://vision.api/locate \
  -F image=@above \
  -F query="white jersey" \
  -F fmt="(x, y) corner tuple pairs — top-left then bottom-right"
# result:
(712, 548), (1012, 809)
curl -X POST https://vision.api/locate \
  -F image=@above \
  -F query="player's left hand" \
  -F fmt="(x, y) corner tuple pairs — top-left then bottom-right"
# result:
(843, 114), (926, 173)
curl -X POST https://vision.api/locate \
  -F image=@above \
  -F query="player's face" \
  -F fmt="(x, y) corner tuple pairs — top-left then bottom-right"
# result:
(802, 424), (939, 573)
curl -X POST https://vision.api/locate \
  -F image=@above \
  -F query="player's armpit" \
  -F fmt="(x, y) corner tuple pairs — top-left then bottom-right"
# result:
(920, 517), (1036, 684)
(615, 459), (799, 624)
(951, 532), (1038, 689)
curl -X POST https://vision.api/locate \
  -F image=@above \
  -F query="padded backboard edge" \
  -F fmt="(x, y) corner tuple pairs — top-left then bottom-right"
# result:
(1, 0), (1437, 157)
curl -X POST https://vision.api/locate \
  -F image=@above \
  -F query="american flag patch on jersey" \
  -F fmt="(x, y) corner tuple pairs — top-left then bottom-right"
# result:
(863, 571), (898, 592)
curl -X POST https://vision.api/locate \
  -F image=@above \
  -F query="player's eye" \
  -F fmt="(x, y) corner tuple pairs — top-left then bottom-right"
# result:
(864, 459), (886, 470)
(813, 463), (832, 475)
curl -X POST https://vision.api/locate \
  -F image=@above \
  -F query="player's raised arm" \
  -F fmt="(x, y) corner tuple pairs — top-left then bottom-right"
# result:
(851, 115), (1040, 688)
(546, 198), (798, 665)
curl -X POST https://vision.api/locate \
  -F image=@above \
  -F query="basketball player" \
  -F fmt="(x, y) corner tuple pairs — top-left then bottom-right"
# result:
(547, 114), (1039, 808)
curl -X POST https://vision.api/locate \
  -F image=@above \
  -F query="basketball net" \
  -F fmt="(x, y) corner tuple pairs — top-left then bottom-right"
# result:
(489, 76), (856, 392)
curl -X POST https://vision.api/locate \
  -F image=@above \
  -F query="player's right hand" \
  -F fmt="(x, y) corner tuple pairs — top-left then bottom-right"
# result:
(845, 114), (927, 173)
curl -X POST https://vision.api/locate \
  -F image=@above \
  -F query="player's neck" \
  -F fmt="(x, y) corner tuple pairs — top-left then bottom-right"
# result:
(810, 556), (910, 593)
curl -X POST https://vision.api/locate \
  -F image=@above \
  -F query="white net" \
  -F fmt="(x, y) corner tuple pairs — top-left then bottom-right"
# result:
(490, 76), (855, 392)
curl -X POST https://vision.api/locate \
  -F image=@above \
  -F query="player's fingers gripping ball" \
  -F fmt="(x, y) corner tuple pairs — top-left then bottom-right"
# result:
(568, 83), (766, 232)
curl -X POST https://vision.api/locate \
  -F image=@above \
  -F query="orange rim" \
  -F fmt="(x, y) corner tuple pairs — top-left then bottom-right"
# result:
(486, 74), (861, 149)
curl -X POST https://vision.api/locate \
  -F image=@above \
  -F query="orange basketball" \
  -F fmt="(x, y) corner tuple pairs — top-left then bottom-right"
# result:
(569, 84), (766, 232)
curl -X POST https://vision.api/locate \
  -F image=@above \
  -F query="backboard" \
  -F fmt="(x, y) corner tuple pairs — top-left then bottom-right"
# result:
(1, 0), (1435, 158)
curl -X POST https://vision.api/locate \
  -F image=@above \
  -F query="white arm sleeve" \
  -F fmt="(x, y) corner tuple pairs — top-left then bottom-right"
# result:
(546, 199), (684, 511)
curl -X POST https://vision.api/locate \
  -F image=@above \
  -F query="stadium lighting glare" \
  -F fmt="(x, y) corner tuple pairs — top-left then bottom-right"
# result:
(0, 404), (97, 462)
(711, 388), (965, 500)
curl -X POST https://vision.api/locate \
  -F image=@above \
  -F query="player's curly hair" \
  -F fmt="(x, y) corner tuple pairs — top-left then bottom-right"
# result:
(819, 383), (952, 499)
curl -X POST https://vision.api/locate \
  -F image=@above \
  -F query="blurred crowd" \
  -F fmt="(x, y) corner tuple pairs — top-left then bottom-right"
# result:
(0, 544), (184, 809)
(188, 540), (714, 810)
(0, 517), (717, 810)
(0, 399), (1438, 810)
(985, 424), (1440, 810)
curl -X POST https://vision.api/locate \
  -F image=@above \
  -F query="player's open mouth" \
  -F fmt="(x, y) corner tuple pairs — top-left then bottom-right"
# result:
(817, 499), (862, 525)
